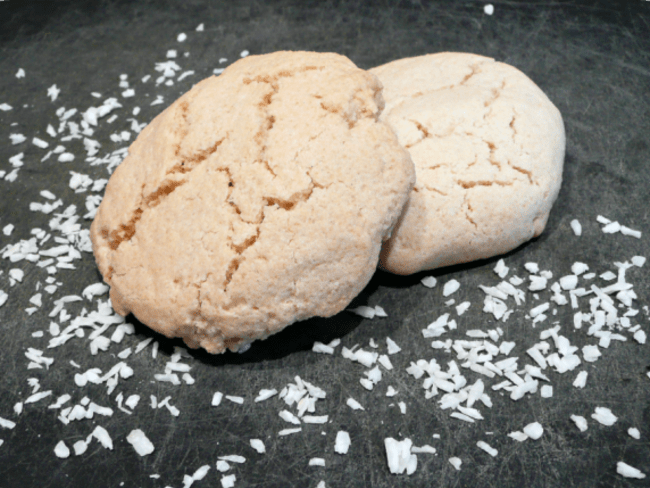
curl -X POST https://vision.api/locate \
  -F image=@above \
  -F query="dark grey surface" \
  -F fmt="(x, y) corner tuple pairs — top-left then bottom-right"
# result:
(0, 1), (649, 487)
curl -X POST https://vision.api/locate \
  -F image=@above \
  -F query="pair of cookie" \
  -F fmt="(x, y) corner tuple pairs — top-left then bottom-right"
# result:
(90, 51), (565, 354)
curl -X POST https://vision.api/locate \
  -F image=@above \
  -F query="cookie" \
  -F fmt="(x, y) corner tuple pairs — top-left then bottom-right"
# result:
(90, 51), (415, 353)
(371, 52), (565, 275)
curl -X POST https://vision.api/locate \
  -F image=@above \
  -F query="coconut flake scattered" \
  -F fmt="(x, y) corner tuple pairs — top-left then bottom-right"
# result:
(449, 457), (462, 470)
(596, 215), (611, 224)
(570, 219), (582, 236)
(309, 457), (325, 467)
(571, 262), (589, 275)
(47, 84), (61, 101)
(279, 410), (301, 425)
(602, 221), (621, 234)
(334, 431), (351, 454)
(374, 305), (387, 317)
(254, 389), (277, 402)
(250, 439), (265, 453)
(32, 137), (49, 149)
(218, 455), (245, 464)
(590, 408), (617, 428)
(456, 301), (471, 315)
(559, 275), (578, 291)
(573, 371), (588, 388)
(278, 427), (301, 436)
(411, 445), (436, 454)
(73, 440), (88, 456)
(92, 426), (113, 449)
(529, 276), (548, 291)
(530, 302), (550, 318)
(523, 422), (544, 440)
(312, 341), (334, 354)
(349, 306), (376, 319)
(443, 279), (460, 297)
(0, 417), (16, 430)
(211, 392), (223, 406)
(54, 440), (70, 458)
(384, 438), (417, 475)
(10, 134), (26, 145)
(385, 337), (401, 355)
(620, 226), (642, 238)
(126, 429), (154, 456)
(184, 465), (210, 486)
(421, 276), (437, 288)
(25, 390), (52, 403)
(508, 431), (528, 442)
(582, 345), (601, 362)
(624, 428), (641, 441)
(633, 330), (646, 344)
(220, 474), (236, 488)
(494, 259), (509, 278)
(476, 440), (498, 457)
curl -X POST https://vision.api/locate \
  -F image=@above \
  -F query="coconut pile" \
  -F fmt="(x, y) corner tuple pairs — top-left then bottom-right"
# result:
(0, 21), (648, 488)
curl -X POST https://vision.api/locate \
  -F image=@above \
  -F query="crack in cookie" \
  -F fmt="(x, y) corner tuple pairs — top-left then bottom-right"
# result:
(102, 134), (226, 251)
(319, 86), (381, 129)
(221, 179), (322, 292)
(168, 137), (226, 175)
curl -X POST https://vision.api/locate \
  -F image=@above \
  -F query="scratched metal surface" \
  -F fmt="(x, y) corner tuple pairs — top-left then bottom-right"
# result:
(0, 1), (649, 487)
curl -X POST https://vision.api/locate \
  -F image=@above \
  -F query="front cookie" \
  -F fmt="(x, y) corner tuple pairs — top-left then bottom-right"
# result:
(372, 53), (565, 275)
(90, 51), (415, 353)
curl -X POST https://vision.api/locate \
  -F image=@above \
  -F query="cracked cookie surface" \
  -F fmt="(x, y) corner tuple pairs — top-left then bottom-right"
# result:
(372, 52), (565, 275)
(90, 51), (415, 353)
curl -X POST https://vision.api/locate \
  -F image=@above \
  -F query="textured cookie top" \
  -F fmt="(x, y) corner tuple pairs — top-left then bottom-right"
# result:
(372, 53), (565, 275)
(90, 51), (415, 353)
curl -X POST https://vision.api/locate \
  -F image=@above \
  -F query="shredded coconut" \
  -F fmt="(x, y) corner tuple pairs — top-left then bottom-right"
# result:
(522, 422), (544, 440)
(384, 438), (417, 475)
(249, 439), (265, 453)
(591, 407), (617, 426)
(616, 461), (646, 479)
(126, 429), (154, 456)
(54, 440), (70, 458)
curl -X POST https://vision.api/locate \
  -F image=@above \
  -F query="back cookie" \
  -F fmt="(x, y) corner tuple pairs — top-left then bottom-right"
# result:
(372, 52), (565, 275)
